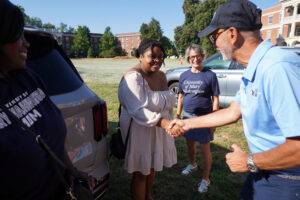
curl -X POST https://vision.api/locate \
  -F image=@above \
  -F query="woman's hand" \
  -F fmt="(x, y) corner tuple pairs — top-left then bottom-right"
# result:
(210, 127), (216, 134)
(70, 167), (96, 191)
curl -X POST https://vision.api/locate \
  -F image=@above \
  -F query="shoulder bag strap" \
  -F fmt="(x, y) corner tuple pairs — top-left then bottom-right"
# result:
(0, 104), (76, 199)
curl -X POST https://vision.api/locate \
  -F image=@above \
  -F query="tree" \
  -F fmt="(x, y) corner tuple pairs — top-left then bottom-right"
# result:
(98, 26), (122, 58)
(67, 26), (75, 33)
(58, 23), (68, 32)
(27, 17), (43, 28)
(71, 26), (91, 57)
(87, 47), (94, 58)
(140, 18), (163, 41)
(174, 0), (228, 57)
(140, 18), (176, 56)
(42, 23), (56, 29)
(17, 5), (30, 25)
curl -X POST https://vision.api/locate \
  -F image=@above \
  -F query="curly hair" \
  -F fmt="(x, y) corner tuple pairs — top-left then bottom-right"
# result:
(135, 38), (166, 60)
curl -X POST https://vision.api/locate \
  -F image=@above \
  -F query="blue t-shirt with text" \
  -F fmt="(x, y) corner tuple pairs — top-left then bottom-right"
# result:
(178, 68), (220, 113)
(0, 69), (67, 200)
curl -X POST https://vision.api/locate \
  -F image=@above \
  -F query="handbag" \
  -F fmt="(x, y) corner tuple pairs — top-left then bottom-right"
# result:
(110, 103), (132, 159)
(0, 105), (93, 200)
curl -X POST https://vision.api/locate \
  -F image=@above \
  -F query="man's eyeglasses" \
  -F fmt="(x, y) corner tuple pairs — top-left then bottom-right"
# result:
(208, 29), (226, 44)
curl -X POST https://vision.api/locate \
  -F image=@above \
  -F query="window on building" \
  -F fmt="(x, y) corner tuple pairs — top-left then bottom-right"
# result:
(280, 13), (282, 22)
(286, 7), (294, 16)
(296, 27), (300, 36)
(266, 31), (271, 39)
(298, 4), (300, 15)
(122, 45), (124, 48)
(126, 37), (128, 41)
(66, 37), (69, 41)
(126, 44), (128, 48)
(122, 38), (124, 42)
(268, 16), (273, 24)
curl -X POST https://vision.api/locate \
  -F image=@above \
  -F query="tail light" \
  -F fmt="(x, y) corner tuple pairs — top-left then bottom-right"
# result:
(93, 100), (108, 141)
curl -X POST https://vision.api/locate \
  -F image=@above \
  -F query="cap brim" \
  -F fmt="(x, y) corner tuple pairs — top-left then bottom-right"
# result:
(197, 26), (218, 38)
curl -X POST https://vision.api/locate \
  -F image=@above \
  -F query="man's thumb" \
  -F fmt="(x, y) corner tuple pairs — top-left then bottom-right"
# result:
(230, 144), (240, 152)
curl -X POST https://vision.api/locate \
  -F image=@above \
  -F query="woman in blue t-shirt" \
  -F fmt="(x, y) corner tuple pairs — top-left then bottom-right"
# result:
(177, 44), (220, 193)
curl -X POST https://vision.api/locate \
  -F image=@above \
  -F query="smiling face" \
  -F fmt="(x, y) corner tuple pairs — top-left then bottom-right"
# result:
(140, 46), (164, 73)
(188, 49), (203, 69)
(0, 32), (30, 73)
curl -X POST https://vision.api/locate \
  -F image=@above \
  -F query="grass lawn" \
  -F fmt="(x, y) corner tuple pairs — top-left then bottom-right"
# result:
(86, 81), (250, 200)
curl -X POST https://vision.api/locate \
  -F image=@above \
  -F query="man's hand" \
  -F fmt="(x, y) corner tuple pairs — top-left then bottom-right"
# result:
(225, 144), (248, 172)
(167, 119), (190, 137)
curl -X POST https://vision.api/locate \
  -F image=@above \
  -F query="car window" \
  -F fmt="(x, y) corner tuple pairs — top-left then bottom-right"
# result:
(26, 49), (83, 96)
(203, 54), (231, 70)
(229, 61), (245, 70)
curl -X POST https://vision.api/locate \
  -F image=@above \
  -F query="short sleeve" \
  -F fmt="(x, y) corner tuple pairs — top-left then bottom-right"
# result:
(234, 90), (241, 104)
(178, 73), (184, 94)
(210, 72), (220, 96)
(263, 63), (300, 138)
(118, 72), (162, 127)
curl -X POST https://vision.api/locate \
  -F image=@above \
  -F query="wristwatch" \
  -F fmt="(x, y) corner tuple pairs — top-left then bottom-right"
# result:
(247, 154), (259, 172)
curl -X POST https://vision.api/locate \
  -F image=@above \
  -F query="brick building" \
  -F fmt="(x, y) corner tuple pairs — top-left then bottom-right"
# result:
(46, 29), (102, 56)
(261, 0), (300, 46)
(115, 32), (141, 57)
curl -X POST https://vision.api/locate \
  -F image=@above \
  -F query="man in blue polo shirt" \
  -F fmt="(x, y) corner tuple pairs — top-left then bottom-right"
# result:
(168, 0), (300, 199)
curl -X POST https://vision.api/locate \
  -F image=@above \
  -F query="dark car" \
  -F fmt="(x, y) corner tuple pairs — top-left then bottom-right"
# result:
(24, 27), (109, 200)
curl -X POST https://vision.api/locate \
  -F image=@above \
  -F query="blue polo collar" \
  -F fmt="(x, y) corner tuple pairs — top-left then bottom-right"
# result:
(243, 40), (274, 81)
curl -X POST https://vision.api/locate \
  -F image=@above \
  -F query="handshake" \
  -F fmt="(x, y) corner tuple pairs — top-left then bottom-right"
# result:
(163, 119), (190, 138)
(163, 118), (216, 137)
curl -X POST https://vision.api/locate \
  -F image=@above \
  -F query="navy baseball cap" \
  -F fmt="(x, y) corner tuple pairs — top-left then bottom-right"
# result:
(197, 0), (262, 38)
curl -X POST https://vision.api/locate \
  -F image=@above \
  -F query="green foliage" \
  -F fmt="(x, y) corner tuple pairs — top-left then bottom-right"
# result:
(42, 23), (56, 29)
(98, 27), (123, 58)
(71, 26), (91, 57)
(17, 4), (74, 33)
(67, 27), (75, 33)
(174, 0), (229, 58)
(58, 22), (68, 32)
(140, 18), (177, 56)
(140, 18), (163, 41)
(87, 47), (94, 58)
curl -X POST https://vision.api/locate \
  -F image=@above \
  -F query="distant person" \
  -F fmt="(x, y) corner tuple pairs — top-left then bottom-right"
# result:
(169, 0), (300, 199)
(176, 44), (219, 193)
(118, 38), (181, 200)
(0, 1), (95, 199)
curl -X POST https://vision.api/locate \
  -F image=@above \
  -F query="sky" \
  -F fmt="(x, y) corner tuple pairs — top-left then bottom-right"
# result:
(11, 0), (278, 41)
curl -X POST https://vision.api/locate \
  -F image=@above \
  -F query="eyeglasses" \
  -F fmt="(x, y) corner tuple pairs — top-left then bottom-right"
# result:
(208, 29), (226, 44)
(189, 55), (202, 61)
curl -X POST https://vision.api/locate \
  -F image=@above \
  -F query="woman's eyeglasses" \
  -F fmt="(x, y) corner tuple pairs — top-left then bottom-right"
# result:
(189, 55), (202, 61)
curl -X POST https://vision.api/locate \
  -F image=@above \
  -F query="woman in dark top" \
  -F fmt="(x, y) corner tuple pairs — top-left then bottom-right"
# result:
(176, 44), (219, 193)
(0, 1), (94, 199)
